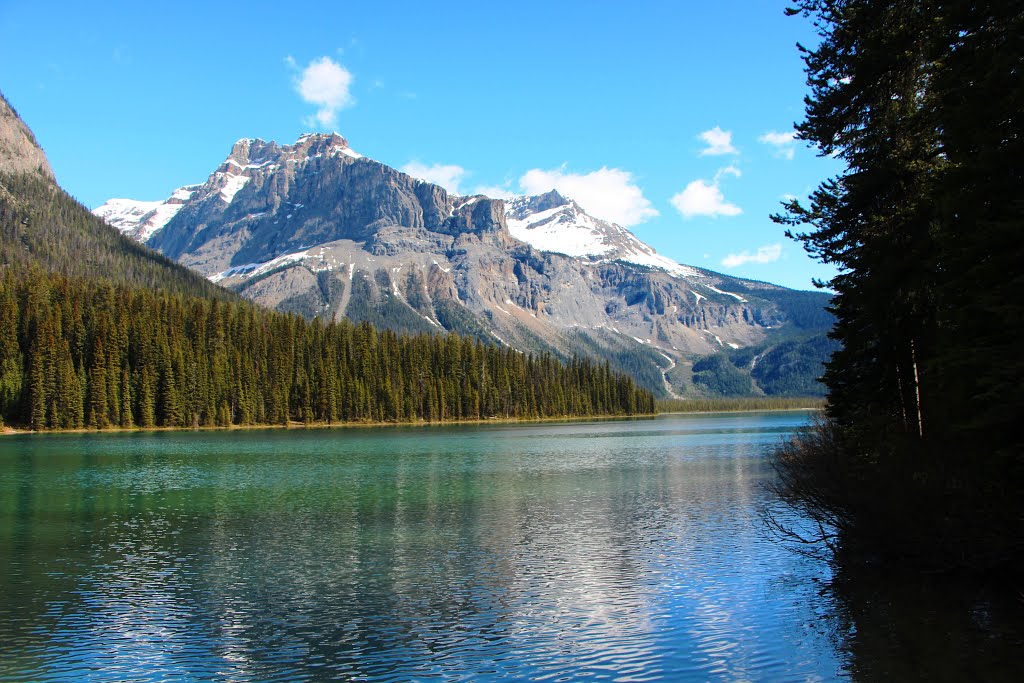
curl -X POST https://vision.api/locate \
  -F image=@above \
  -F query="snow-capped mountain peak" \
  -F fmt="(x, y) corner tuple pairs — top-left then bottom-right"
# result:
(504, 191), (698, 278)
(93, 185), (199, 242)
(94, 133), (365, 242)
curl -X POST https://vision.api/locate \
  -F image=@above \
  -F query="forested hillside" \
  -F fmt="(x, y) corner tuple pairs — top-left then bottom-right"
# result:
(0, 266), (653, 430)
(1, 92), (653, 431)
(1, 172), (230, 300)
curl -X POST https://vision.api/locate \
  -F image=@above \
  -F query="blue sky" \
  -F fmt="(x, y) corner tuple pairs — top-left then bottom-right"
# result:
(1, 0), (841, 290)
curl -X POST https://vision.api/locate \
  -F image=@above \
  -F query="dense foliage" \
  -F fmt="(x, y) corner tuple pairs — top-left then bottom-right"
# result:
(734, 335), (836, 396)
(691, 354), (754, 396)
(0, 266), (653, 430)
(772, 0), (1023, 571)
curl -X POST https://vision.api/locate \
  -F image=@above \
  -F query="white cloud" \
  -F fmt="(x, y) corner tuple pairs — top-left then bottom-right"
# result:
(473, 184), (517, 200)
(401, 162), (466, 193)
(716, 165), (741, 180)
(396, 162), (658, 224)
(291, 56), (354, 129)
(721, 243), (783, 268)
(698, 126), (738, 156)
(759, 130), (797, 160)
(517, 166), (658, 226)
(670, 167), (743, 219)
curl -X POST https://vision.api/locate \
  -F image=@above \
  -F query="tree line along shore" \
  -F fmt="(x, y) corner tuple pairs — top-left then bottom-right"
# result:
(0, 267), (654, 432)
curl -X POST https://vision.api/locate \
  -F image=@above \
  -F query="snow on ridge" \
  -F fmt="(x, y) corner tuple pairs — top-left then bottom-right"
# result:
(170, 186), (198, 201)
(227, 158), (278, 170)
(93, 198), (163, 225)
(505, 195), (699, 277)
(701, 283), (747, 302)
(137, 203), (186, 242)
(331, 145), (361, 159)
(616, 244), (699, 278)
(453, 196), (483, 213)
(93, 196), (188, 242)
(506, 204), (615, 258)
(219, 173), (250, 204)
(209, 249), (313, 283)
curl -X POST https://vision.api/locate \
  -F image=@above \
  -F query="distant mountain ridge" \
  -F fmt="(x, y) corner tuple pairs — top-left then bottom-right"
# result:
(95, 133), (835, 397)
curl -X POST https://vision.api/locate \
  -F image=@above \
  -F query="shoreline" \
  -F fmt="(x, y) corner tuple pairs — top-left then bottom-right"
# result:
(0, 406), (821, 437)
(0, 412), (656, 437)
(659, 407), (822, 415)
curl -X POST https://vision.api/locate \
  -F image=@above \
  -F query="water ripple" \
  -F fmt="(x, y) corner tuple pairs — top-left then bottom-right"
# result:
(0, 413), (931, 681)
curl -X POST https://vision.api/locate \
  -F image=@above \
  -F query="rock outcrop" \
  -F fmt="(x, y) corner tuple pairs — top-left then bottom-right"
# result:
(0, 93), (54, 180)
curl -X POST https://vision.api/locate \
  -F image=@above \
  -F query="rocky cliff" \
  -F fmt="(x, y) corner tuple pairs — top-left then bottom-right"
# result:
(0, 93), (54, 180)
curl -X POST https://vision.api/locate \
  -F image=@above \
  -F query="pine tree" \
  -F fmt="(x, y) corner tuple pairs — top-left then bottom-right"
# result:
(87, 336), (108, 429)
(773, 0), (1024, 570)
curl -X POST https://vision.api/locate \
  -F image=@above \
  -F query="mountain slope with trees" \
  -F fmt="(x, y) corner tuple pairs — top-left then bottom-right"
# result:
(0, 268), (652, 430)
(1, 94), (231, 300)
(0, 94), (653, 430)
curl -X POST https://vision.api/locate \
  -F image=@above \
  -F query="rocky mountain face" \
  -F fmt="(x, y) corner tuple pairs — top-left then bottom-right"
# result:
(0, 93), (54, 180)
(95, 133), (834, 397)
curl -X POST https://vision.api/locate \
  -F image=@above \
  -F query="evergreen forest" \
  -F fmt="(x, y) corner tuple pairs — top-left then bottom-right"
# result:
(771, 0), (1022, 573)
(0, 266), (653, 430)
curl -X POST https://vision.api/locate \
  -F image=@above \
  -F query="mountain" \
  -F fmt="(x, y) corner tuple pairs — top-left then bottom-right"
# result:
(0, 92), (53, 180)
(0, 93), (232, 300)
(1, 94), (651, 431)
(506, 191), (696, 276)
(95, 133), (835, 397)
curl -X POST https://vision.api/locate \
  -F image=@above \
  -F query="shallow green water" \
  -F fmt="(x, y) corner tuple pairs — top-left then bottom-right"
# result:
(1, 413), (1020, 681)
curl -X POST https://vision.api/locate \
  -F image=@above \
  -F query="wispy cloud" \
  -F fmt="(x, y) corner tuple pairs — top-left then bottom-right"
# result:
(400, 162), (466, 193)
(721, 243), (783, 268)
(288, 56), (354, 129)
(759, 130), (797, 160)
(670, 167), (742, 219)
(473, 184), (517, 200)
(518, 166), (658, 226)
(698, 126), (738, 156)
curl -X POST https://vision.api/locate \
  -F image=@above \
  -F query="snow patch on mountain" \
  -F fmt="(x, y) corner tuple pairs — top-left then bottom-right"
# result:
(218, 173), (249, 203)
(209, 249), (314, 283)
(93, 186), (197, 241)
(93, 198), (163, 231)
(506, 203), (615, 257)
(504, 192), (699, 278)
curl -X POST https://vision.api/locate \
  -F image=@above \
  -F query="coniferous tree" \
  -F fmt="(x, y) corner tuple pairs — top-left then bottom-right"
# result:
(773, 0), (1024, 571)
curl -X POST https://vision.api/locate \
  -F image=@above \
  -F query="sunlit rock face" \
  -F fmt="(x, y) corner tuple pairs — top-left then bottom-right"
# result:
(94, 134), (832, 397)
(0, 94), (54, 180)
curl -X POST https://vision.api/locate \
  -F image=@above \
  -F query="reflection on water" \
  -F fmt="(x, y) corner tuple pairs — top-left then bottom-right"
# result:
(0, 413), (1020, 681)
(827, 568), (1024, 682)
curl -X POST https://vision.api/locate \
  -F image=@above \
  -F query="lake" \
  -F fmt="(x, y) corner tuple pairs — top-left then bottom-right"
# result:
(1, 413), (1021, 681)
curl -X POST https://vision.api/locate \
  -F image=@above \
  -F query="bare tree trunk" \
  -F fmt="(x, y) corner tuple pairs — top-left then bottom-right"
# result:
(911, 338), (923, 438)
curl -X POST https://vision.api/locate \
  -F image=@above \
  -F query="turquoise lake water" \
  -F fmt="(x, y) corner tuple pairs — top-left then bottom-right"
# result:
(1, 412), (1020, 681)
